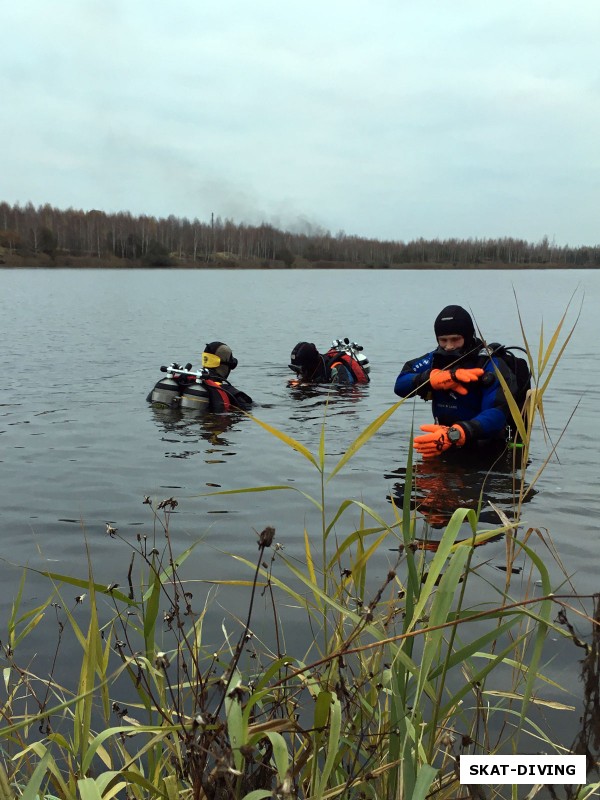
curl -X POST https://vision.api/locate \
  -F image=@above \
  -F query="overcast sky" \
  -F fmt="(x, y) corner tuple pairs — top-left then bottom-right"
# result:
(2, 1), (598, 246)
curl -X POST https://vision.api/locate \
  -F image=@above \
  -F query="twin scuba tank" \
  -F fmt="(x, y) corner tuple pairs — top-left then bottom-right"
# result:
(150, 363), (211, 413)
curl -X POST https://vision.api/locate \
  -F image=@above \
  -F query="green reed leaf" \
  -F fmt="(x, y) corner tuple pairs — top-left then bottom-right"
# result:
(324, 498), (396, 541)
(488, 354), (528, 441)
(418, 547), (471, 695)
(77, 778), (104, 800)
(198, 484), (322, 512)
(509, 537), (553, 732)
(436, 633), (529, 725)
(314, 689), (332, 730)
(538, 309), (581, 396)
(315, 691), (342, 795)
(141, 538), (205, 602)
(429, 617), (521, 679)
(265, 732), (290, 783)
(252, 656), (298, 694)
(20, 751), (52, 800)
(143, 567), (161, 659)
(21, 569), (133, 605)
(405, 507), (475, 635)
(319, 415), (326, 472)
(537, 289), (580, 377)
(228, 554), (314, 611)
(304, 527), (319, 595)
(412, 763), (438, 800)
(246, 412), (318, 467)
(326, 524), (392, 572)
(575, 781), (600, 800)
(225, 689), (245, 772)
(327, 399), (405, 481)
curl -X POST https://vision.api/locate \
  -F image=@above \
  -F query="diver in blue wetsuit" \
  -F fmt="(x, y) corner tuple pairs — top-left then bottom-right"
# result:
(394, 305), (516, 457)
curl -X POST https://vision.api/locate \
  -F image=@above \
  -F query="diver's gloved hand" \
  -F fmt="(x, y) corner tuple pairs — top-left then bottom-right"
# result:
(429, 369), (468, 395)
(453, 367), (484, 385)
(413, 424), (466, 458)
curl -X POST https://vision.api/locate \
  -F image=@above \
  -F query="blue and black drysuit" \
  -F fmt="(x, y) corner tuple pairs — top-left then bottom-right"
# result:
(394, 342), (516, 444)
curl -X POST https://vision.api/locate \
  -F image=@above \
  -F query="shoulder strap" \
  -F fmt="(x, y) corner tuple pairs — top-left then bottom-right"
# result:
(203, 379), (231, 411)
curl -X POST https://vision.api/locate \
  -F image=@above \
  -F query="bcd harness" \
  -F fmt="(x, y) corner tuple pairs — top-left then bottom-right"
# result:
(169, 371), (252, 412)
(324, 350), (370, 384)
(203, 379), (253, 412)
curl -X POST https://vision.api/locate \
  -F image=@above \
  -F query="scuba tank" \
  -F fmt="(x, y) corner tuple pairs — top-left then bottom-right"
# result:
(149, 363), (191, 408)
(149, 363), (209, 413)
(180, 379), (210, 412)
(150, 376), (182, 408)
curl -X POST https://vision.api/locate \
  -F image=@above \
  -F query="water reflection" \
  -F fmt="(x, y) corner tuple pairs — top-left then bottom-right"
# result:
(287, 384), (370, 431)
(287, 381), (368, 405)
(385, 444), (535, 545)
(149, 407), (245, 459)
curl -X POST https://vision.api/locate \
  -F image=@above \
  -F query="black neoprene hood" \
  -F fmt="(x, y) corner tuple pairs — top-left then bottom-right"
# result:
(434, 305), (475, 340)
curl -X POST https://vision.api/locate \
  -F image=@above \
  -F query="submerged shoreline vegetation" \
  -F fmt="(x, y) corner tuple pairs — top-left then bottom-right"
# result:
(2, 301), (600, 798)
(1, 200), (599, 270)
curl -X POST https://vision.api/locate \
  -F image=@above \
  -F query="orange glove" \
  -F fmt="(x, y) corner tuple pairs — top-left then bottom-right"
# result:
(429, 368), (484, 395)
(413, 424), (466, 458)
(429, 369), (468, 395)
(453, 367), (484, 385)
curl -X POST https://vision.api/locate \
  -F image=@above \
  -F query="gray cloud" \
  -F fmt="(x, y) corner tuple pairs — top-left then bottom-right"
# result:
(2, 0), (599, 245)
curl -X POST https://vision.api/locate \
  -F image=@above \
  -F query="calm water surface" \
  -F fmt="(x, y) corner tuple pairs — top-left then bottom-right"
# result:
(1, 268), (598, 759)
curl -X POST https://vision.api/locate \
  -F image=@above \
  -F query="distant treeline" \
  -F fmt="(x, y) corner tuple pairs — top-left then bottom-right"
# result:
(0, 200), (598, 268)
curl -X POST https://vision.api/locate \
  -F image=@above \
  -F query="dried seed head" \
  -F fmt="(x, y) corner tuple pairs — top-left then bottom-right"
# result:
(257, 526), (275, 548)
(157, 497), (178, 510)
(155, 652), (170, 669)
(227, 685), (246, 701)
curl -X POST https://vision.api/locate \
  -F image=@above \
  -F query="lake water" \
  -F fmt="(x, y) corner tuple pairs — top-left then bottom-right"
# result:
(1, 267), (598, 766)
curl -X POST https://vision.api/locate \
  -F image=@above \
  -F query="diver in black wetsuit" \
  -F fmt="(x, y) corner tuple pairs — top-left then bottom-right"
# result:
(289, 341), (369, 385)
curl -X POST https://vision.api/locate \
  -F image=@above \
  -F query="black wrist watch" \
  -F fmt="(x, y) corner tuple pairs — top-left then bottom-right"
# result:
(447, 426), (462, 444)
